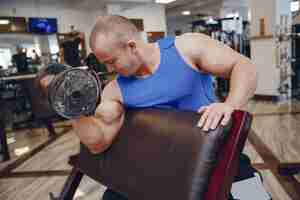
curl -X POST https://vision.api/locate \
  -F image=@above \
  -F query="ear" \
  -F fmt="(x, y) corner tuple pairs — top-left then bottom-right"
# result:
(127, 40), (137, 52)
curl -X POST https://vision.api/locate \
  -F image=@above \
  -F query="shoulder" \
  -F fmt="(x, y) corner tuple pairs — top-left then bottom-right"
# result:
(175, 33), (212, 45)
(176, 32), (211, 41)
(173, 33), (213, 71)
(102, 79), (123, 103)
(174, 33), (226, 68)
(174, 33), (212, 55)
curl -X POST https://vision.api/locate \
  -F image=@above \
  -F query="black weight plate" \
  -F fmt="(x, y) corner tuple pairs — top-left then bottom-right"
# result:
(48, 68), (101, 119)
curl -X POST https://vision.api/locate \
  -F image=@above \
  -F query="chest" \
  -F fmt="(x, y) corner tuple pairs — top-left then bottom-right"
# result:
(125, 68), (204, 103)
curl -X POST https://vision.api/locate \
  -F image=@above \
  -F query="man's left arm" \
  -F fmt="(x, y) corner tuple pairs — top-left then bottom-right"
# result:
(181, 33), (258, 131)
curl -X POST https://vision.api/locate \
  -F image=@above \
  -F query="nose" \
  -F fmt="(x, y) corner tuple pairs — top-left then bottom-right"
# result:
(106, 64), (114, 72)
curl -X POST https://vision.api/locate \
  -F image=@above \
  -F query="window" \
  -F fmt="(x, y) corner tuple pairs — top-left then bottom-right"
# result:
(291, 1), (299, 12)
(0, 48), (12, 69)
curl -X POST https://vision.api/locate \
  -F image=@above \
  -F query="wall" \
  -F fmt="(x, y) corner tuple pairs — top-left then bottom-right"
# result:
(0, 44), (14, 69)
(251, 39), (280, 95)
(0, 0), (106, 51)
(220, 0), (249, 20)
(166, 16), (193, 36)
(250, 0), (277, 36)
(250, 0), (291, 97)
(0, 1), (167, 48)
(107, 3), (167, 41)
(0, 33), (35, 55)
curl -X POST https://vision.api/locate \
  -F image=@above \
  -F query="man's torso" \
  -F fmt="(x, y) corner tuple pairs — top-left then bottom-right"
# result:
(115, 36), (217, 112)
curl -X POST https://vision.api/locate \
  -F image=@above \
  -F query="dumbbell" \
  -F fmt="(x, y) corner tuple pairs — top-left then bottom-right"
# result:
(38, 63), (104, 119)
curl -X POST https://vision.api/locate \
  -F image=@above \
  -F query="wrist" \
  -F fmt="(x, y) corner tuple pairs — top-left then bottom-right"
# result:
(224, 99), (240, 110)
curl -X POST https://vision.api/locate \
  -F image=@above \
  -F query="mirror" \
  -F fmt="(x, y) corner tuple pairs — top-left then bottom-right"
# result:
(0, 33), (60, 75)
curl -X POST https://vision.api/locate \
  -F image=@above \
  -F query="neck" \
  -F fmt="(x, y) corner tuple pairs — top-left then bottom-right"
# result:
(134, 41), (160, 77)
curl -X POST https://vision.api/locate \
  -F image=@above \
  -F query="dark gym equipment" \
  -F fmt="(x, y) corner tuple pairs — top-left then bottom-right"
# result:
(50, 108), (252, 200)
(292, 24), (300, 99)
(0, 113), (10, 161)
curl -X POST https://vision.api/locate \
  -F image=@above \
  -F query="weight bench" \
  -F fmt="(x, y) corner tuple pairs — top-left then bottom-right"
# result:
(51, 108), (252, 200)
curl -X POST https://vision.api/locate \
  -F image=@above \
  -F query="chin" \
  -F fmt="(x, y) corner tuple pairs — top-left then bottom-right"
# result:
(118, 68), (135, 77)
(118, 71), (131, 77)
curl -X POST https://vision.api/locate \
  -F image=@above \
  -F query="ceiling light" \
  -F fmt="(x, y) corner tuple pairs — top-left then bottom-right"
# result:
(226, 12), (239, 18)
(291, 1), (299, 12)
(0, 20), (10, 25)
(182, 11), (191, 16)
(206, 17), (218, 24)
(155, 0), (176, 4)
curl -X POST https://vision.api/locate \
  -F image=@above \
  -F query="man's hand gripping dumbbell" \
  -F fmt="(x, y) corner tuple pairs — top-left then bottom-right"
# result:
(36, 64), (124, 154)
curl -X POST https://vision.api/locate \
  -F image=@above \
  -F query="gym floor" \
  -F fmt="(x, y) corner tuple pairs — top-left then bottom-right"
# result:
(0, 100), (299, 200)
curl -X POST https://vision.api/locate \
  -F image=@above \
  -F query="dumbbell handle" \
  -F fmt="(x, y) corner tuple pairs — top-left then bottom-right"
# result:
(97, 71), (116, 76)
(76, 66), (116, 77)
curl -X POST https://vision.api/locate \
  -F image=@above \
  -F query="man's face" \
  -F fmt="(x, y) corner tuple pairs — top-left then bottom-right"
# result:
(93, 39), (141, 77)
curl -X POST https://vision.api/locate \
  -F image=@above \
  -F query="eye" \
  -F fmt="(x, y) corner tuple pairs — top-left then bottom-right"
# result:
(105, 58), (117, 65)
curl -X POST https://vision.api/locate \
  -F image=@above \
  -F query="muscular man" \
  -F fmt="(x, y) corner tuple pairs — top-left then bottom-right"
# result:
(70, 15), (258, 200)
(44, 15), (256, 199)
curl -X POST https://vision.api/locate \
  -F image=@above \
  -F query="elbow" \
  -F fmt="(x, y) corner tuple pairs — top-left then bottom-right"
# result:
(251, 63), (258, 91)
(87, 141), (111, 154)
(242, 58), (258, 88)
(243, 58), (258, 79)
(248, 63), (258, 98)
(237, 58), (258, 98)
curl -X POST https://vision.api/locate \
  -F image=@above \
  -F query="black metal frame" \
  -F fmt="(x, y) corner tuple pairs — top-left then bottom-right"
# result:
(0, 118), (10, 161)
(278, 163), (300, 176)
(49, 156), (83, 200)
(0, 119), (58, 163)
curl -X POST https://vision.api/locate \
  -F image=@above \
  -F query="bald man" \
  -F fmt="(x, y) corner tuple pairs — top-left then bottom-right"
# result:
(71, 15), (257, 200)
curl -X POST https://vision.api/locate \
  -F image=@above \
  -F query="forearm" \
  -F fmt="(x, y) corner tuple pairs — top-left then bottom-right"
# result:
(225, 60), (257, 109)
(72, 101), (125, 154)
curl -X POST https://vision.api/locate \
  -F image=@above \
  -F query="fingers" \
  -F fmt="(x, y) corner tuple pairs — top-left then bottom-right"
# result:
(211, 112), (223, 130)
(199, 111), (222, 131)
(221, 112), (231, 126)
(203, 111), (216, 131)
(197, 106), (207, 113)
(197, 107), (210, 128)
(197, 105), (232, 131)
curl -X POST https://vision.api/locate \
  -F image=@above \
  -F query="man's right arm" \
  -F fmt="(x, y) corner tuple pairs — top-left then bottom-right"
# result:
(71, 80), (125, 154)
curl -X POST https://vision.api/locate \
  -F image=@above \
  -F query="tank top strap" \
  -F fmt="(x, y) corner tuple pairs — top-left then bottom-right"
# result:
(158, 36), (175, 50)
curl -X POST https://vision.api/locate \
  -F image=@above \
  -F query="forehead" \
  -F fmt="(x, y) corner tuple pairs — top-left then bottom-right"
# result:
(93, 35), (123, 61)
(94, 34), (123, 51)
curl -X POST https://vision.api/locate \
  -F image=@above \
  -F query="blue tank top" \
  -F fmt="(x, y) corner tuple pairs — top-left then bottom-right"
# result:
(116, 37), (217, 112)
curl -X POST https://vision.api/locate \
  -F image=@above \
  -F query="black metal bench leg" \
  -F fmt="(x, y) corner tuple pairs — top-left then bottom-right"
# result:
(278, 163), (300, 176)
(50, 167), (84, 200)
(0, 119), (10, 161)
(45, 120), (57, 139)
